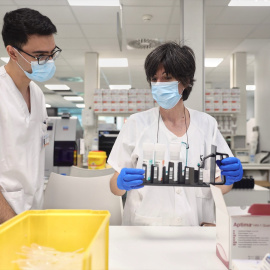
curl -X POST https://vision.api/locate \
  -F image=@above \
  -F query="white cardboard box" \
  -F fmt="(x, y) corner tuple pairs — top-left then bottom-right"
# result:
(210, 185), (270, 270)
(232, 253), (270, 270)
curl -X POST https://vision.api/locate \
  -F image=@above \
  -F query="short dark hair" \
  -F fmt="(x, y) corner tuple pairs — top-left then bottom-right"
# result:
(2, 8), (57, 48)
(144, 42), (196, 101)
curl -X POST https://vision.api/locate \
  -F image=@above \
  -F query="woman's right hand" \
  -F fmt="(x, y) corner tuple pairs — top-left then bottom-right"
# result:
(117, 168), (144, 191)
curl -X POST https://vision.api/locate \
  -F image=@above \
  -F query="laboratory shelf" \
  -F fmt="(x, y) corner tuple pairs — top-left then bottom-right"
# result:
(94, 112), (132, 117)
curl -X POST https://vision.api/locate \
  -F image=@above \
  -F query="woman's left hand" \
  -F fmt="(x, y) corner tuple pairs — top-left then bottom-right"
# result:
(216, 157), (243, 185)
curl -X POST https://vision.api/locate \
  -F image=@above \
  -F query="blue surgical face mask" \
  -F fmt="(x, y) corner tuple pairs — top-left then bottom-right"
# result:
(151, 81), (181, 110)
(16, 50), (56, 82)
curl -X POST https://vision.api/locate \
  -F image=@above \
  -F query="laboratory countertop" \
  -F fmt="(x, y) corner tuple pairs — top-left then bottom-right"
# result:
(109, 226), (227, 270)
(242, 163), (270, 170)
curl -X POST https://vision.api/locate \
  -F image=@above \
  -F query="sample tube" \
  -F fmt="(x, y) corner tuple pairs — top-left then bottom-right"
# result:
(162, 166), (168, 184)
(151, 164), (159, 184)
(154, 144), (166, 182)
(142, 143), (154, 182)
(169, 144), (181, 182)
(184, 167), (190, 185)
(178, 162), (184, 184)
(199, 167), (203, 185)
(142, 163), (147, 182)
(168, 162), (174, 183)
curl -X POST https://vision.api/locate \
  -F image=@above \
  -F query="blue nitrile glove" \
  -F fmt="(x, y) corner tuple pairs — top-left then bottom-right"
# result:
(216, 157), (243, 185)
(117, 168), (144, 191)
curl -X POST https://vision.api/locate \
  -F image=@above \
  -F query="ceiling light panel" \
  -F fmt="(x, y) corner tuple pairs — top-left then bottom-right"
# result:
(45, 84), (71, 90)
(63, 96), (84, 101)
(99, 58), (128, 67)
(76, 104), (85, 108)
(68, 0), (120, 6)
(246, 85), (256, 91)
(229, 0), (270, 6)
(205, 58), (223, 67)
(109, 85), (131, 90)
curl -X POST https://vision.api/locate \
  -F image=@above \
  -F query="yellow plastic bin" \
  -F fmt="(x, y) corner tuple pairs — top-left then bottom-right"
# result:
(88, 151), (107, 169)
(0, 209), (110, 270)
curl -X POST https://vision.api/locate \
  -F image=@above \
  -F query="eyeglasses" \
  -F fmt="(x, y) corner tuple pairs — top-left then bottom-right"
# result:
(14, 46), (62, 65)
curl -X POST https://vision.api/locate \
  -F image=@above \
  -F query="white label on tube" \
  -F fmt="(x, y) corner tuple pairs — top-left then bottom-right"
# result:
(199, 169), (203, 181)
(143, 159), (153, 181)
(154, 166), (158, 180)
(172, 161), (178, 181)
(155, 159), (164, 181)
(185, 167), (189, 180)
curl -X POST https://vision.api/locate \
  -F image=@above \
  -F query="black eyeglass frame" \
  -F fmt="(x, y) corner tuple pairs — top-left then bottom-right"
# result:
(14, 46), (62, 65)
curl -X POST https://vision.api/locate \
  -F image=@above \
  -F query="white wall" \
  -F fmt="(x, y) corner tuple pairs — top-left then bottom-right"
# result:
(246, 93), (254, 121)
(255, 43), (270, 151)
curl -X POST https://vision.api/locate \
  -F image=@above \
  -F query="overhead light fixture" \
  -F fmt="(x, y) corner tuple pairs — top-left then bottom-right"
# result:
(205, 58), (223, 67)
(56, 76), (84, 82)
(99, 58), (128, 67)
(63, 96), (84, 101)
(45, 84), (70, 90)
(46, 104), (52, 108)
(67, 0), (120, 6)
(228, 0), (270, 6)
(0, 57), (9, 63)
(76, 104), (85, 108)
(246, 85), (256, 91)
(109, 85), (131, 90)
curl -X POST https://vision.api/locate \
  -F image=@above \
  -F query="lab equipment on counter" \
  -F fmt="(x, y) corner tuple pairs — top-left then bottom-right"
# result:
(143, 145), (229, 187)
(255, 151), (270, 163)
(233, 176), (254, 189)
(98, 130), (119, 161)
(45, 115), (83, 177)
(234, 149), (249, 163)
(249, 126), (259, 163)
(88, 150), (107, 169)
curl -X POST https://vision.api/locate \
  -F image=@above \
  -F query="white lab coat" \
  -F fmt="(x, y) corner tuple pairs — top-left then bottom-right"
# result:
(0, 66), (47, 214)
(108, 107), (233, 226)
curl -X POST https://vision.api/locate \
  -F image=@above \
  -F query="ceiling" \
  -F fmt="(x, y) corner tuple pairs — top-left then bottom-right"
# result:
(1, 0), (269, 107)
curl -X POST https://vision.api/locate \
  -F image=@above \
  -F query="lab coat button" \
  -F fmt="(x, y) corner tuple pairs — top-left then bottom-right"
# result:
(176, 188), (181, 194)
(177, 217), (182, 224)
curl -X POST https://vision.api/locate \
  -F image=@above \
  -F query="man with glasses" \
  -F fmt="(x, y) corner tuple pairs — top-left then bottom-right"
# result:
(0, 8), (61, 223)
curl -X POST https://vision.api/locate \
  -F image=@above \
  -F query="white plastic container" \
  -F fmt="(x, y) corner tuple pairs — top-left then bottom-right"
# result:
(142, 143), (154, 182)
(169, 144), (182, 182)
(154, 144), (166, 182)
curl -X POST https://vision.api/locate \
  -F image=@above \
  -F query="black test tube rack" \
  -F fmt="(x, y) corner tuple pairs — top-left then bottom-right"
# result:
(143, 163), (211, 187)
(142, 145), (228, 187)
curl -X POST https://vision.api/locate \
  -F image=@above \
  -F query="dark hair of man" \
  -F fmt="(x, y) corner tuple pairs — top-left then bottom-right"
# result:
(2, 8), (57, 49)
(144, 42), (196, 101)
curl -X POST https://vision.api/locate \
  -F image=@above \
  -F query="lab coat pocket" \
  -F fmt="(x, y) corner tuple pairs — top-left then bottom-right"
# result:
(1, 189), (25, 214)
(0, 158), (8, 173)
(195, 187), (215, 224)
(195, 187), (212, 199)
(133, 212), (163, 226)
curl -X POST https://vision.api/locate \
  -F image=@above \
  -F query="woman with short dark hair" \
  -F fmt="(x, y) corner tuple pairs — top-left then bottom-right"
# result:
(108, 42), (243, 226)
